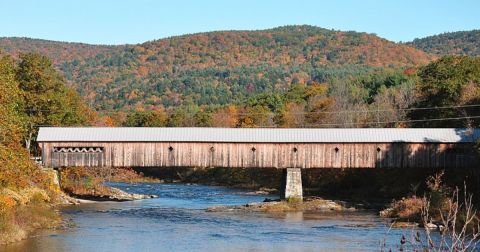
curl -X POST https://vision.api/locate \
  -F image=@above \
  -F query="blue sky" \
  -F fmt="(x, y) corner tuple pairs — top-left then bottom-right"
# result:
(2, 0), (479, 45)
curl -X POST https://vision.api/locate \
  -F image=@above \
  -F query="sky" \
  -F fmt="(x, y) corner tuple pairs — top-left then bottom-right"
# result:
(1, 0), (479, 45)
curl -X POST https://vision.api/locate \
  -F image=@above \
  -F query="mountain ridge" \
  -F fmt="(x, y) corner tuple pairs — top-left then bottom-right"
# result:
(407, 29), (480, 56)
(0, 25), (437, 111)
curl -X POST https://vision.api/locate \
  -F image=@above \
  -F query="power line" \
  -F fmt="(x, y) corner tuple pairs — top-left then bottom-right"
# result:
(30, 115), (480, 128)
(301, 115), (480, 127)
(15, 103), (480, 115)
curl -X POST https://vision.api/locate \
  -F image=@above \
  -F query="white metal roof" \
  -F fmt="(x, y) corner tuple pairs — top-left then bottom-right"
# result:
(36, 127), (480, 143)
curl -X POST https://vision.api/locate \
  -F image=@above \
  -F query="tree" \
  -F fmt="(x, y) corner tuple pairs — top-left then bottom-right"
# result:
(371, 79), (417, 127)
(278, 102), (305, 127)
(15, 53), (93, 150)
(0, 55), (24, 146)
(411, 56), (480, 127)
(194, 110), (212, 127)
(0, 54), (39, 188)
(123, 109), (167, 127)
(304, 83), (333, 127)
(167, 105), (200, 127)
(239, 105), (274, 128)
(211, 105), (238, 127)
(418, 56), (480, 106)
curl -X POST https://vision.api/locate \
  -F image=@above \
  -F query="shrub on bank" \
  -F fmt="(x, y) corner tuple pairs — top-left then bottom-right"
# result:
(380, 196), (424, 221)
(380, 171), (469, 224)
(60, 167), (111, 196)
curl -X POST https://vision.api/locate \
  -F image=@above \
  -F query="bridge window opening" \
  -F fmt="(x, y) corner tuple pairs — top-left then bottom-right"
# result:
(53, 147), (103, 153)
(210, 146), (215, 152)
(251, 147), (256, 152)
(377, 147), (381, 152)
(168, 146), (174, 152)
(293, 147), (298, 152)
(334, 147), (339, 153)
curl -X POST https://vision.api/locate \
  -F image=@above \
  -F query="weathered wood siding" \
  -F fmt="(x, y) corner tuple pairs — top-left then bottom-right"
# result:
(39, 142), (479, 169)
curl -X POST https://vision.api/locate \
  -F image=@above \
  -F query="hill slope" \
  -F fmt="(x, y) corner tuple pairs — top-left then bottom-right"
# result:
(0, 26), (433, 111)
(407, 30), (480, 56)
(0, 37), (118, 64)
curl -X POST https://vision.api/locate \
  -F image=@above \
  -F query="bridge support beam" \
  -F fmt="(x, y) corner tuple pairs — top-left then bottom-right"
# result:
(282, 168), (303, 201)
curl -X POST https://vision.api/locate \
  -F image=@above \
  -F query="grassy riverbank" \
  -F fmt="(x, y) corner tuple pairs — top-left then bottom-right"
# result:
(0, 193), (60, 244)
(0, 167), (62, 245)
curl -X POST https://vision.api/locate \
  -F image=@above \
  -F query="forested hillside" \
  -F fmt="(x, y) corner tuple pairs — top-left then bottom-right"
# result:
(407, 30), (480, 56)
(1, 26), (478, 129)
(0, 26), (433, 111)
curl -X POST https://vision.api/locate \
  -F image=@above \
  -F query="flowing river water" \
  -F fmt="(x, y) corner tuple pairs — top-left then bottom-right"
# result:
(3, 182), (419, 251)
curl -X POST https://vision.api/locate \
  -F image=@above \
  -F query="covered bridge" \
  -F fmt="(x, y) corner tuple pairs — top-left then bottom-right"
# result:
(37, 127), (479, 169)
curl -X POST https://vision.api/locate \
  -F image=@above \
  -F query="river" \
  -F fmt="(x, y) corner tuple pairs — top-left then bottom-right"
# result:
(3, 182), (416, 251)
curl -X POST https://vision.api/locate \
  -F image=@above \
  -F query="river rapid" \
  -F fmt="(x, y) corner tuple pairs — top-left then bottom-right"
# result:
(2, 182), (415, 251)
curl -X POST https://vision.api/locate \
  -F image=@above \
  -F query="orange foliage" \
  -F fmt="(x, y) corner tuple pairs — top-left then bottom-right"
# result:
(211, 105), (238, 127)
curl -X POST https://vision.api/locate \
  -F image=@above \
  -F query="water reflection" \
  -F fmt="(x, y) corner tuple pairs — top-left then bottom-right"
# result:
(1, 183), (418, 252)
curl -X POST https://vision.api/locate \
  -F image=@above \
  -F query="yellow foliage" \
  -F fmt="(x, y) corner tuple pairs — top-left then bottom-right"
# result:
(19, 188), (50, 204)
(0, 194), (17, 210)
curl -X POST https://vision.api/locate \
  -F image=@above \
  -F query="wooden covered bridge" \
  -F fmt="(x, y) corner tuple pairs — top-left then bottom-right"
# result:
(36, 127), (480, 199)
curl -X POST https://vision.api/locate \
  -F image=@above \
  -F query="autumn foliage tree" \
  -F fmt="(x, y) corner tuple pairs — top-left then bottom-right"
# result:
(15, 53), (94, 150)
(239, 106), (275, 128)
(0, 55), (34, 188)
(278, 102), (305, 127)
(211, 105), (239, 127)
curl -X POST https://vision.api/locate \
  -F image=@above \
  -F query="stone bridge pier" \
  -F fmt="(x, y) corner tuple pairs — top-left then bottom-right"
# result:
(281, 168), (303, 201)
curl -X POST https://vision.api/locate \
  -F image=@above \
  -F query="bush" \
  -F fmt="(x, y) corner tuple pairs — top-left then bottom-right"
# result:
(381, 171), (451, 222)
(381, 196), (424, 221)
(0, 194), (16, 231)
(60, 167), (111, 196)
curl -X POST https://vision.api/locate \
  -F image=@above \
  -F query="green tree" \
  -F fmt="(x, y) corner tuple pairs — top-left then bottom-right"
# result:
(0, 55), (24, 145)
(194, 110), (212, 127)
(167, 108), (189, 127)
(0, 54), (37, 188)
(418, 56), (480, 106)
(15, 53), (93, 150)
(411, 56), (480, 127)
(123, 110), (167, 127)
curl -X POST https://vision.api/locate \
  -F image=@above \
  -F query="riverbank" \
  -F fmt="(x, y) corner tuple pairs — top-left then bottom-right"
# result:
(0, 187), (61, 245)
